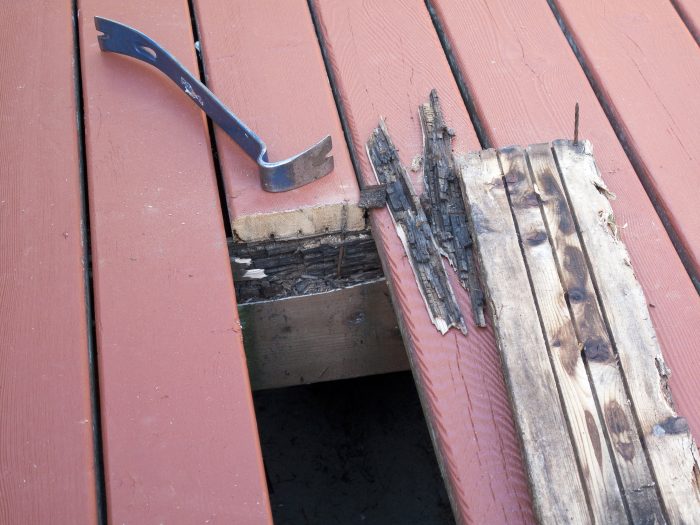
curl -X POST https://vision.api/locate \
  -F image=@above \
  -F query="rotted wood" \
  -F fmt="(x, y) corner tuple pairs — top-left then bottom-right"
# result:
(239, 280), (407, 390)
(419, 90), (485, 327)
(230, 232), (383, 302)
(460, 141), (700, 523)
(367, 120), (466, 335)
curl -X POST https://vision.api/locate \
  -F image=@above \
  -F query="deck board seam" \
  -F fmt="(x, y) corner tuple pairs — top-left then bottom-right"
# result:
(424, 0), (491, 149)
(522, 148), (636, 523)
(546, 0), (699, 293)
(72, 1), (107, 522)
(496, 150), (597, 521)
(188, 0), (233, 240)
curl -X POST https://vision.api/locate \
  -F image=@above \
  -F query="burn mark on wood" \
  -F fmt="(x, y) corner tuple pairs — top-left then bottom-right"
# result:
(605, 401), (635, 461)
(585, 410), (603, 467)
(526, 231), (548, 246)
(582, 338), (612, 363)
(653, 416), (689, 436)
(367, 118), (466, 335)
(419, 90), (485, 327)
(563, 245), (588, 290)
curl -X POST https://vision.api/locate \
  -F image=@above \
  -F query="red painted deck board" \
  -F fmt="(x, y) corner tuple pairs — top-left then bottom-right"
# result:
(193, 0), (363, 242)
(672, 0), (700, 43)
(0, 2), (97, 523)
(78, 1), (270, 522)
(431, 0), (700, 437)
(553, 0), (700, 280)
(312, 1), (535, 523)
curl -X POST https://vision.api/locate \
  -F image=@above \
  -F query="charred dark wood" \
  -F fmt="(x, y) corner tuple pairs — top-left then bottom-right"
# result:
(367, 119), (466, 334)
(229, 232), (383, 302)
(420, 90), (486, 326)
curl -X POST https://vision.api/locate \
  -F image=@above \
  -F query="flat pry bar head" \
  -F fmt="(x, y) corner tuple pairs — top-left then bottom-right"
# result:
(94, 16), (334, 192)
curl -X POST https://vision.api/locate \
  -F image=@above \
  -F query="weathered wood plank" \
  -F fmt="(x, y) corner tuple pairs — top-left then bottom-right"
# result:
(192, 0), (363, 242)
(0, 2), (97, 522)
(551, 0), (700, 282)
(430, 0), (700, 444)
(500, 147), (626, 523)
(78, 2), (271, 522)
(240, 280), (408, 390)
(460, 150), (590, 524)
(312, 2), (535, 522)
(527, 143), (664, 522)
(553, 140), (700, 524)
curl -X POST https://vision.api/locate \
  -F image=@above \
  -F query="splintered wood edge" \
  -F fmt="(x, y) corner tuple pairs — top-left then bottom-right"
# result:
(458, 150), (591, 524)
(552, 139), (700, 523)
(231, 201), (365, 242)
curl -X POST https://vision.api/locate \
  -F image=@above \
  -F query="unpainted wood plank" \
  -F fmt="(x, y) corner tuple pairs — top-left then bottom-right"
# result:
(0, 2), (97, 523)
(312, 1), (535, 522)
(78, 1), (271, 522)
(552, 0), (700, 281)
(431, 0), (700, 441)
(500, 147), (626, 523)
(192, 0), (363, 242)
(671, 0), (700, 43)
(240, 280), (407, 390)
(553, 139), (700, 524)
(526, 143), (665, 522)
(460, 150), (590, 524)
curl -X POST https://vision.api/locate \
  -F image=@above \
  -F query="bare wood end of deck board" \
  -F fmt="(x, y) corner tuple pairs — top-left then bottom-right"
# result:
(231, 201), (365, 242)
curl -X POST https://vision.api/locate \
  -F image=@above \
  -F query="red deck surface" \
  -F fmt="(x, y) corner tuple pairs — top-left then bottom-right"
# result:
(0, 2), (97, 523)
(554, 0), (700, 280)
(78, 0), (270, 522)
(194, 0), (363, 242)
(312, 1), (535, 522)
(3, 0), (700, 522)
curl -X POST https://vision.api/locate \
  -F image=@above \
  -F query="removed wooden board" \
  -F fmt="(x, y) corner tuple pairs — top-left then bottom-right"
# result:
(0, 2), (97, 522)
(78, 1), (271, 522)
(312, 1), (535, 522)
(192, 0), (363, 242)
(552, 0), (700, 283)
(431, 0), (700, 443)
(460, 141), (700, 524)
(240, 280), (408, 390)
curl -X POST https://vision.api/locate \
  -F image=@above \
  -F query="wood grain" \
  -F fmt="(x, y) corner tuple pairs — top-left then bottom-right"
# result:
(0, 2), (97, 522)
(552, 0), (700, 281)
(460, 150), (589, 524)
(78, 1), (271, 522)
(554, 140), (700, 523)
(240, 280), (408, 390)
(312, 1), (535, 522)
(192, 0), (363, 242)
(500, 147), (627, 523)
(431, 0), (700, 442)
(526, 143), (664, 523)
